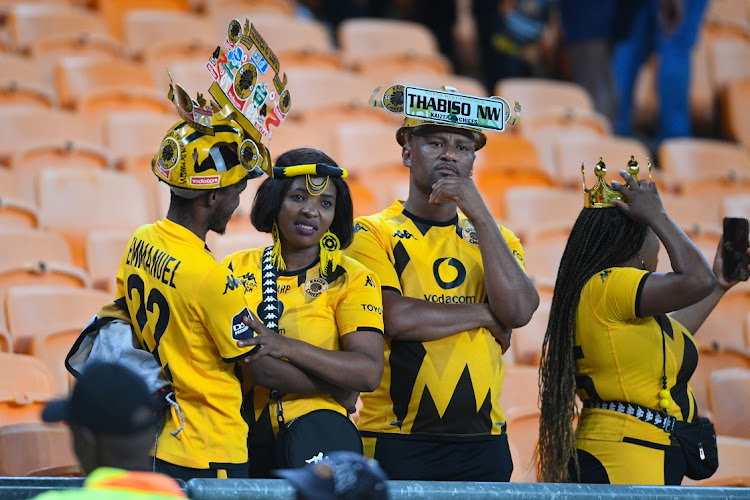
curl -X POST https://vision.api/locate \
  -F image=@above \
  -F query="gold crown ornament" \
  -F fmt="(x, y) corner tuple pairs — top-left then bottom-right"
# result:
(582, 156), (652, 208)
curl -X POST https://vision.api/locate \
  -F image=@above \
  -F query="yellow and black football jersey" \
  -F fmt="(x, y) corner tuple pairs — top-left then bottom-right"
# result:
(343, 201), (526, 437)
(574, 267), (699, 446)
(115, 218), (255, 470)
(221, 248), (384, 441)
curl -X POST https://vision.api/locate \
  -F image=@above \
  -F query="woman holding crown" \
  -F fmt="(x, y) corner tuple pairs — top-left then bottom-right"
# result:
(538, 157), (746, 484)
(221, 148), (384, 478)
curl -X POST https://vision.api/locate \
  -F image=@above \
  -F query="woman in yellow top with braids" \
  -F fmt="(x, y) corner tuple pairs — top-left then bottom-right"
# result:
(221, 148), (384, 478)
(538, 159), (747, 485)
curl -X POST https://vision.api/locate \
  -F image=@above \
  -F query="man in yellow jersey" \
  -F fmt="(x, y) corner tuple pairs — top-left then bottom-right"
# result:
(109, 88), (270, 479)
(344, 85), (539, 481)
(37, 362), (186, 499)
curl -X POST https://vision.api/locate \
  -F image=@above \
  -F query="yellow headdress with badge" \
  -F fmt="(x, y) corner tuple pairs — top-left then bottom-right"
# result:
(369, 84), (522, 150)
(582, 156), (652, 208)
(153, 18), (292, 196)
(268, 162), (348, 278)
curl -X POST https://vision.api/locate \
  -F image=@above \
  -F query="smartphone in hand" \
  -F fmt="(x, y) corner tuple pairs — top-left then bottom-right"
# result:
(722, 217), (749, 282)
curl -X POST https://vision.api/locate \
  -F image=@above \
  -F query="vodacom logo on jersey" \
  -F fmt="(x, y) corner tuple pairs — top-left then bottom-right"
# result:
(190, 175), (220, 186)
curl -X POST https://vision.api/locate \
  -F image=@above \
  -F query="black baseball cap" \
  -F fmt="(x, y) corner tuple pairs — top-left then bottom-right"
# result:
(274, 451), (390, 500)
(42, 361), (156, 435)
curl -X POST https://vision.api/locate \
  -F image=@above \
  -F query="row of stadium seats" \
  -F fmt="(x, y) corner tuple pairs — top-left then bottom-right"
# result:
(2, 350), (750, 486)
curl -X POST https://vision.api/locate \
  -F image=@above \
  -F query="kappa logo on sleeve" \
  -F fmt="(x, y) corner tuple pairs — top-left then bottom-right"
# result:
(232, 307), (254, 340)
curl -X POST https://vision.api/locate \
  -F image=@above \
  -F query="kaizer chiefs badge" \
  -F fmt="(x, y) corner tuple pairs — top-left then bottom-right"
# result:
(234, 63), (257, 100)
(239, 139), (261, 170)
(304, 277), (328, 298)
(278, 88), (291, 115)
(156, 137), (179, 177)
(227, 19), (242, 45)
(382, 84), (405, 113)
(462, 225), (479, 245)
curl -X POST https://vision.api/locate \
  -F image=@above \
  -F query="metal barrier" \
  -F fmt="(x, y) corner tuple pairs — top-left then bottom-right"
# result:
(2, 477), (750, 499)
(186, 479), (750, 500)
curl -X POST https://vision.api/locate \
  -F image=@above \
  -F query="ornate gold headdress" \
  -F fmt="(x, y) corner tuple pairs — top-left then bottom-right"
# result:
(582, 156), (652, 208)
(369, 84), (521, 149)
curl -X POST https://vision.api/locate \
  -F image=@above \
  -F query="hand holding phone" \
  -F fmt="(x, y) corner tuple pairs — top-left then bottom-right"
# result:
(722, 217), (749, 282)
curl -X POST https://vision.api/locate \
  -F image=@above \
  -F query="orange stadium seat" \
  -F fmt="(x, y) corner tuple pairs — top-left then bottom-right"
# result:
(37, 168), (151, 268)
(658, 138), (750, 197)
(703, 0), (750, 41)
(0, 53), (55, 108)
(506, 406), (540, 482)
(555, 136), (654, 189)
(6, 3), (121, 59)
(691, 346), (750, 418)
(124, 8), (213, 60)
(708, 368), (750, 439)
(338, 18), (450, 76)
(475, 135), (552, 220)
(148, 58), (215, 108)
(206, 231), (272, 263)
(0, 422), (79, 477)
(709, 39), (750, 95)
(0, 228), (91, 310)
(389, 72), (488, 99)
(347, 179), (381, 219)
(330, 121), (403, 181)
(510, 298), (551, 367)
(5, 285), (110, 394)
(495, 78), (594, 116)
(683, 436), (750, 487)
(0, 170), (38, 229)
(203, 0), (295, 20)
(695, 292), (750, 352)
(104, 111), (177, 167)
(212, 13), (340, 71)
(91, 0), (191, 40)
(503, 186), (580, 245)
(722, 77), (750, 149)
(84, 231), (131, 292)
(283, 67), (386, 126)
(268, 120), (335, 163)
(520, 234), (567, 288)
(0, 327), (12, 353)
(0, 106), (107, 175)
(659, 192), (723, 240)
(499, 365), (541, 416)
(0, 353), (56, 426)
(55, 55), (169, 120)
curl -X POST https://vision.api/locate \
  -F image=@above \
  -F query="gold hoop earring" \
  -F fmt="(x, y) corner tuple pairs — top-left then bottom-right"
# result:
(319, 230), (340, 279)
(271, 221), (286, 271)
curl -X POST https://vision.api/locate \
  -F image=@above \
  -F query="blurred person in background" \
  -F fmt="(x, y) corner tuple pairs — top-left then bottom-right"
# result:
(35, 362), (185, 499)
(611, 0), (708, 142)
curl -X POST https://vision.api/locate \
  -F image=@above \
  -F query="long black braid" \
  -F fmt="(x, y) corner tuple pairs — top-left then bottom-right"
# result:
(538, 207), (649, 483)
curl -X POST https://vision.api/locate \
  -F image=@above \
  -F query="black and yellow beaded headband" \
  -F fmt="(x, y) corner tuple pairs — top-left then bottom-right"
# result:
(272, 163), (349, 196)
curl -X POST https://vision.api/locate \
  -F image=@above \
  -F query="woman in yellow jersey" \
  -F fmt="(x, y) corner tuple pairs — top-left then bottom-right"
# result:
(221, 148), (385, 478)
(538, 160), (747, 485)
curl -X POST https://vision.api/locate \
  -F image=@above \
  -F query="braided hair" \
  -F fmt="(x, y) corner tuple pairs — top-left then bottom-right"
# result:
(537, 207), (649, 483)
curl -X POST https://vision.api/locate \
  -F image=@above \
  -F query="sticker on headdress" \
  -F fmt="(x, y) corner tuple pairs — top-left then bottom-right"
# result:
(207, 19), (290, 143)
(382, 84), (405, 113)
(304, 277), (328, 298)
(239, 139), (262, 173)
(168, 81), (215, 135)
(156, 137), (180, 180)
(404, 86), (514, 132)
